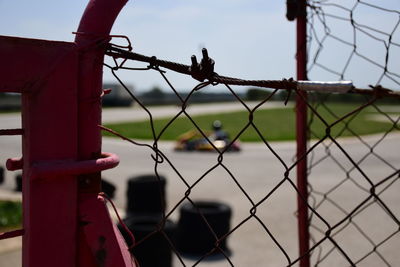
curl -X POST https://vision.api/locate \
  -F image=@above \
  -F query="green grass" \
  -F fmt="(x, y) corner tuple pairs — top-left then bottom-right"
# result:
(0, 200), (22, 231)
(0, 109), (20, 114)
(103, 103), (398, 142)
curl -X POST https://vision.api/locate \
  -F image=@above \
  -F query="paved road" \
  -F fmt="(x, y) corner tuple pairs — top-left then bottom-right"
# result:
(0, 103), (399, 266)
(104, 133), (400, 266)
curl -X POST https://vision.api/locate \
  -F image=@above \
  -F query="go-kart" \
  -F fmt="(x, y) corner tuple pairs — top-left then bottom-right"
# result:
(174, 130), (241, 152)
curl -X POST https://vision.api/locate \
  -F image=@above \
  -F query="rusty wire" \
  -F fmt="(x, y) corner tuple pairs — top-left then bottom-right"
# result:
(101, 1), (399, 266)
(105, 46), (400, 100)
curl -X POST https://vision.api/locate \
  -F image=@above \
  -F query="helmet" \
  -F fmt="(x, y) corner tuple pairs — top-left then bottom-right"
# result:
(212, 120), (222, 130)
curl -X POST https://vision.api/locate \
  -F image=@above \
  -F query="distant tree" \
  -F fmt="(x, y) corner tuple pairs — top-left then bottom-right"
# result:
(246, 88), (272, 101)
(143, 86), (166, 99)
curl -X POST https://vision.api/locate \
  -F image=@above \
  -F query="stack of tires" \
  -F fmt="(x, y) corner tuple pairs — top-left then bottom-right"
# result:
(119, 175), (175, 267)
(175, 201), (232, 258)
(118, 174), (233, 266)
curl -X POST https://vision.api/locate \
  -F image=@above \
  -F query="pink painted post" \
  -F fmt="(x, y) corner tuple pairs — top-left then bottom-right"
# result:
(0, 36), (79, 267)
(0, 0), (135, 266)
(74, 0), (134, 266)
(295, 0), (311, 266)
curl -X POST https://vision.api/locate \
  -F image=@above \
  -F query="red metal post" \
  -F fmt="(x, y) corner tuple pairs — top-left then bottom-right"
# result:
(74, 0), (133, 266)
(0, 1), (134, 266)
(0, 36), (80, 267)
(296, 0), (310, 266)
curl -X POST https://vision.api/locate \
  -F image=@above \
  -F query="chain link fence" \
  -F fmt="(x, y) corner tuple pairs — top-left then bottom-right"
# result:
(306, 1), (400, 266)
(102, 1), (399, 266)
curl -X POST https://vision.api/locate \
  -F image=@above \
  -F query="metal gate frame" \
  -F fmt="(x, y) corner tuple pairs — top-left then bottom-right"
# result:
(0, 0), (135, 266)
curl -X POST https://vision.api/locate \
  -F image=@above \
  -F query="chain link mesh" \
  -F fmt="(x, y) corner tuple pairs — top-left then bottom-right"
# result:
(102, 1), (399, 266)
(306, 1), (400, 266)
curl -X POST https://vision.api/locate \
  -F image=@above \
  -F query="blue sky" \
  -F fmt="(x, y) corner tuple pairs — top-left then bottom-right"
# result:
(1, 1), (398, 92)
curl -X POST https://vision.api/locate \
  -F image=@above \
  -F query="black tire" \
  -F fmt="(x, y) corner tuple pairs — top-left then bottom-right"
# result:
(126, 175), (166, 216)
(118, 216), (175, 267)
(15, 174), (22, 192)
(176, 201), (232, 256)
(101, 178), (116, 199)
(0, 166), (4, 185)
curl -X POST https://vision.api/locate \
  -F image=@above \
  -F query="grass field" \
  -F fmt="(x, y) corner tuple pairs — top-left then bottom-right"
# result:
(0, 200), (22, 232)
(103, 103), (398, 142)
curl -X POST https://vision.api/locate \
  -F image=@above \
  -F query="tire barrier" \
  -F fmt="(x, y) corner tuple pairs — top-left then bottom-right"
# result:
(176, 201), (232, 256)
(101, 178), (116, 199)
(118, 216), (176, 267)
(126, 174), (166, 216)
(0, 166), (4, 184)
(15, 173), (22, 192)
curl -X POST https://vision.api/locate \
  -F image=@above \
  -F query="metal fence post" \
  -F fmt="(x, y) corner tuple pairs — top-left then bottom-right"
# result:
(0, 36), (80, 267)
(74, 0), (133, 266)
(0, 1), (134, 266)
(295, 0), (310, 266)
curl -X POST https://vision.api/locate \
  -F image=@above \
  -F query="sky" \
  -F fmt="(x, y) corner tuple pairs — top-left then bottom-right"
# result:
(0, 0), (399, 93)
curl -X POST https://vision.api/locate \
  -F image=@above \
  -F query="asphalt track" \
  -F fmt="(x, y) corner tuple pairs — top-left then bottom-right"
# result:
(0, 103), (399, 266)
